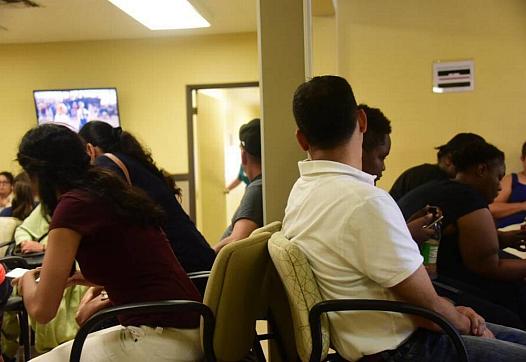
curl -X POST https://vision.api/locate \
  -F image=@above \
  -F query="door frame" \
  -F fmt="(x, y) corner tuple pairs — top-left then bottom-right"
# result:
(185, 81), (259, 222)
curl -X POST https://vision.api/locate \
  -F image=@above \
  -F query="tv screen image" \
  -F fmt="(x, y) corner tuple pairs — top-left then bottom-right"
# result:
(33, 88), (120, 132)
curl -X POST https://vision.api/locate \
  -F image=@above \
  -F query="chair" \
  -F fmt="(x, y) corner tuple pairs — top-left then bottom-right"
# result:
(268, 232), (469, 362)
(69, 300), (215, 362)
(203, 230), (296, 362)
(0, 217), (21, 257)
(69, 231), (297, 362)
(1, 256), (32, 361)
(250, 221), (282, 236)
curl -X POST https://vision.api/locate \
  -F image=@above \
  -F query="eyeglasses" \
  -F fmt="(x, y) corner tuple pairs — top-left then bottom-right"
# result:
(0, 181), (11, 185)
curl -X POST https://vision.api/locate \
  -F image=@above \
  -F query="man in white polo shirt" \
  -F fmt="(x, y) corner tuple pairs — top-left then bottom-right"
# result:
(282, 75), (526, 361)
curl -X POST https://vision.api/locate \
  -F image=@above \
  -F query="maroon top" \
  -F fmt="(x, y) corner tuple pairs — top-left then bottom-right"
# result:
(50, 189), (201, 328)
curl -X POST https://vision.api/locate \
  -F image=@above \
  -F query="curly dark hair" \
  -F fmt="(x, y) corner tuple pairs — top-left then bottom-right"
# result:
(359, 104), (392, 152)
(451, 141), (504, 173)
(17, 124), (164, 225)
(79, 121), (181, 197)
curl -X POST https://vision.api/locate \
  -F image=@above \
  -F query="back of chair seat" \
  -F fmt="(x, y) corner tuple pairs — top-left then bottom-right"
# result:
(0, 217), (21, 257)
(204, 231), (273, 362)
(268, 232), (330, 362)
(250, 220), (282, 236)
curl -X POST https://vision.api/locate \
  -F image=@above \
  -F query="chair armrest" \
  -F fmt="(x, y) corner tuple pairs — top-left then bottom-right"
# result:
(69, 300), (216, 362)
(309, 299), (468, 362)
(0, 255), (31, 270)
(0, 240), (14, 249)
(187, 270), (211, 280)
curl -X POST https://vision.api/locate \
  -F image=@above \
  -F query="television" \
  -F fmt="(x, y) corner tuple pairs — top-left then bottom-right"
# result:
(33, 88), (121, 132)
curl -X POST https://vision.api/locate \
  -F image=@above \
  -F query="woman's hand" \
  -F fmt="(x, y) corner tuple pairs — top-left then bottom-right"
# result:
(65, 270), (100, 288)
(12, 267), (41, 296)
(498, 229), (526, 250)
(76, 286), (112, 326)
(20, 240), (44, 254)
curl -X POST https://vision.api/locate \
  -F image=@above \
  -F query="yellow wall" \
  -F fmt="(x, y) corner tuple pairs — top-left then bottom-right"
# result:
(195, 93), (227, 242)
(0, 33), (258, 174)
(334, 0), (526, 190)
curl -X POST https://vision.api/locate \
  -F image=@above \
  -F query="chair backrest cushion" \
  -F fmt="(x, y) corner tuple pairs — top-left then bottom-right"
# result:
(250, 220), (282, 236)
(0, 217), (21, 257)
(268, 232), (330, 362)
(204, 231), (273, 361)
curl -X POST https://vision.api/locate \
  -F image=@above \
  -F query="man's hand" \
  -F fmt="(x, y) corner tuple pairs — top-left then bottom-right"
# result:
(20, 240), (44, 254)
(455, 306), (492, 337)
(498, 230), (526, 251)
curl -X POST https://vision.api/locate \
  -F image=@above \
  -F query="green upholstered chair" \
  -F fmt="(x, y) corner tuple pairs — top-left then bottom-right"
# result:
(204, 230), (296, 362)
(250, 221), (282, 237)
(268, 232), (469, 362)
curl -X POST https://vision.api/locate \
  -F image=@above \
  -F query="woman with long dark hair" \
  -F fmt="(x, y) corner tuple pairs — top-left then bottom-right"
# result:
(14, 124), (202, 361)
(0, 172), (35, 220)
(79, 121), (215, 294)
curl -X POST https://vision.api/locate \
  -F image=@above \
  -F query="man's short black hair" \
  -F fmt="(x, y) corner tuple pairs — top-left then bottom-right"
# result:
(293, 76), (358, 149)
(359, 104), (392, 151)
(521, 141), (526, 159)
(451, 141), (504, 172)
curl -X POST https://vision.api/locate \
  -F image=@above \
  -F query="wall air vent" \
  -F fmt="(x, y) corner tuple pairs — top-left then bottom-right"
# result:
(0, 0), (40, 8)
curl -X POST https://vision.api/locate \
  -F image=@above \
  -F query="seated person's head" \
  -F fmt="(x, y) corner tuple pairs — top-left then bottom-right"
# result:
(292, 75), (365, 152)
(359, 104), (392, 181)
(0, 171), (14, 198)
(17, 124), (91, 215)
(11, 172), (34, 220)
(436, 133), (485, 177)
(452, 141), (505, 203)
(239, 118), (261, 167)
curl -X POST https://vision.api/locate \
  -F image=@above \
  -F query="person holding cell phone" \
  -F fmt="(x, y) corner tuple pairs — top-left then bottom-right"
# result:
(359, 104), (443, 244)
(399, 141), (526, 327)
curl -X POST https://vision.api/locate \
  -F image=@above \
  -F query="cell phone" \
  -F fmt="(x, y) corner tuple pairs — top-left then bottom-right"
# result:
(427, 206), (440, 218)
(423, 215), (444, 229)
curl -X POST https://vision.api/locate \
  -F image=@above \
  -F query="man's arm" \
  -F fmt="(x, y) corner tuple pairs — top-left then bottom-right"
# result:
(458, 208), (526, 281)
(213, 218), (258, 253)
(390, 266), (473, 335)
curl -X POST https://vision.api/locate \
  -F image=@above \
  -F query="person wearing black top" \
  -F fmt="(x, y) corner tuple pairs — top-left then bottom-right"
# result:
(389, 133), (485, 201)
(398, 141), (526, 326)
(80, 121), (215, 295)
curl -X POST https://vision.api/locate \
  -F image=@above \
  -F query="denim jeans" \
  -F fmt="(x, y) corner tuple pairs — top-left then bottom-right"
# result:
(380, 323), (526, 362)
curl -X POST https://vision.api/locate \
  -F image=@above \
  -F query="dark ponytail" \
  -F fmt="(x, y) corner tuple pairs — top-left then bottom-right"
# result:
(79, 121), (181, 197)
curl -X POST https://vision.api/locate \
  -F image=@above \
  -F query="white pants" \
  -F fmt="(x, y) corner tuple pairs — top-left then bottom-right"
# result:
(29, 325), (203, 362)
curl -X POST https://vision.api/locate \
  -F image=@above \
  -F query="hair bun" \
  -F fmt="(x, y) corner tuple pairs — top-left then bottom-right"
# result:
(112, 127), (123, 139)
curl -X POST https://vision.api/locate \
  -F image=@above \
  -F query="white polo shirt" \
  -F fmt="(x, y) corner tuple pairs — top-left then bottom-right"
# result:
(282, 160), (423, 361)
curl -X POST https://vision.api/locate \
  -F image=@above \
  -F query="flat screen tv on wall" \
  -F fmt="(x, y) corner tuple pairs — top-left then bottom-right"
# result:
(33, 88), (121, 132)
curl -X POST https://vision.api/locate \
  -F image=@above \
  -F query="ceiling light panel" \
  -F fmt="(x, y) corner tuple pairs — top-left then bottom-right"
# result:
(108, 0), (210, 30)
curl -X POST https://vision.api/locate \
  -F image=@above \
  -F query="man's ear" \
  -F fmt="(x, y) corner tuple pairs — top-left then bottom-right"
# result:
(476, 163), (488, 177)
(296, 129), (310, 152)
(241, 149), (248, 165)
(357, 108), (367, 134)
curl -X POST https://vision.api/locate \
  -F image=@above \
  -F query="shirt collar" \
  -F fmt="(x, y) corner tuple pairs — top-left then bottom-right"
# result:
(298, 159), (377, 185)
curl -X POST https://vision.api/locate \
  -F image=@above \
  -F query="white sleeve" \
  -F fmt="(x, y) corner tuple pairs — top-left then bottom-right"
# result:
(347, 194), (423, 288)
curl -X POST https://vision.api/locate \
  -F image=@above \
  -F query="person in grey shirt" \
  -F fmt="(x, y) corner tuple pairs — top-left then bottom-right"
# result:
(215, 118), (263, 252)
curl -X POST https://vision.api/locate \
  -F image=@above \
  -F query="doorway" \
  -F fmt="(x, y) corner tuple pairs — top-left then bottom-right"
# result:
(186, 82), (259, 244)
